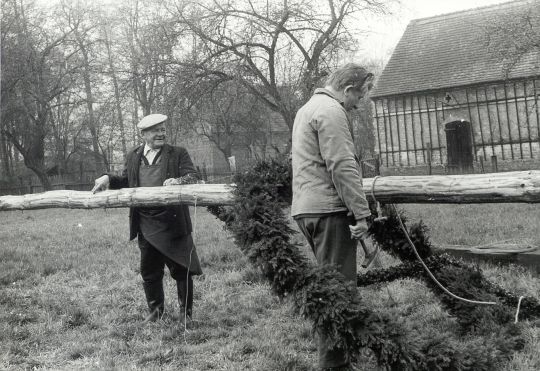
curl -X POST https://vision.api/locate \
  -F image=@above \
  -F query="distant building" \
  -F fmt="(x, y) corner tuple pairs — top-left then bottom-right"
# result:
(371, 0), (540, 174)
(180, 111), (290, 180)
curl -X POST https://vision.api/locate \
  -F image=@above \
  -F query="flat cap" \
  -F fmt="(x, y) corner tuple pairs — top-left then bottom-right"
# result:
(137, 114), (168, 130)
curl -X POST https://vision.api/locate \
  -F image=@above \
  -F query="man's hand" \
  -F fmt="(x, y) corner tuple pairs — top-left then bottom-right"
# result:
(349, 218), (368, 240)
(91, 175), (110, 194)
(163, 178), (182, 186)
(163, 174), (199, 186)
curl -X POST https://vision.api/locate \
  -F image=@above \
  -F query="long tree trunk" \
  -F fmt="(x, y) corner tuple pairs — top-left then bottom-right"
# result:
(2, 171), (540, 211)
(0, 132), (12, 177)
(104, 27), (127, 157)
(75, 30), (104, 173)
(21, 133), (51, 191)
(132, 84), (139, 144)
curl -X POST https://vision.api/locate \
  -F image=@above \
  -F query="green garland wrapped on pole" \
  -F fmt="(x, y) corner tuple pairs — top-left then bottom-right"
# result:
(208, 159), (539, 371)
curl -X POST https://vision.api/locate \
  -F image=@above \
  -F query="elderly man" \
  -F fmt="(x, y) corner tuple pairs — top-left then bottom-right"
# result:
(92, 113), (201, 322)
(291, 64), (375, 370)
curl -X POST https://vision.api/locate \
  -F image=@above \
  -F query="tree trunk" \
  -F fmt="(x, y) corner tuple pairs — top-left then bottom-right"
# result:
(32, 168), (52, 191)
(0, 132), (11, 177)
(3, 171), (540, 211)
(104, 27), (127, 157)
(76, 30), (104, 173)
(0, 184), (236, 210)
(24, 162), (51, 192)
(132, 84), (139, 144)
(23, 134), (52, 191)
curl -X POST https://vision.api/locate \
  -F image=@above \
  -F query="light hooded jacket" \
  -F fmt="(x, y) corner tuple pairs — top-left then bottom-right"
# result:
(291, 88), (371, 221)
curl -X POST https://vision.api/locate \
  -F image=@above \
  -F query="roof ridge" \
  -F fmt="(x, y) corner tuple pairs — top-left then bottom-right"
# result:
(410, 0), (537, 25)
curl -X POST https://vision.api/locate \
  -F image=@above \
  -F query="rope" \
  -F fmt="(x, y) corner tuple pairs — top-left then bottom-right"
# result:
(391, 203), (497, 306)
(370, 176), (384, 220)
(371, 176), (380, 203)
(370, 175), (496, 306)
(183, 194), (197, 344)
(515, 295), (524, 323)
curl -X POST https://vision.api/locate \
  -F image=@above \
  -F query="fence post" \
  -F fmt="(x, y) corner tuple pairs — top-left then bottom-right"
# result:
(479, 155), (485, 173)
(202, 162), (208, 182)
(79, 162), (84, 183)
(426, 142), (432, 175)
(491, 155), (498, 173)
(375, 154), (381, 176)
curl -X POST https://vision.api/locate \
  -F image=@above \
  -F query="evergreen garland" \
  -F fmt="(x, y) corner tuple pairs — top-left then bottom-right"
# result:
(363, 206), (540, 325)
(208, 159), (539, 370)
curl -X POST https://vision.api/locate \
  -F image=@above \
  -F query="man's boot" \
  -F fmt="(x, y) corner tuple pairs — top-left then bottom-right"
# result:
(142, 281), (164, 322)
(176, 276), (193, 321)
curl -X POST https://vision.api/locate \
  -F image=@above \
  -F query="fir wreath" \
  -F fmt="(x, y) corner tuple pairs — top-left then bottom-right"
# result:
(207, 159), (539, 370)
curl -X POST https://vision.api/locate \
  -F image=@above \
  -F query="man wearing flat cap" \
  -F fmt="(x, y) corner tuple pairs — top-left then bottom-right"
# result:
(92, 113), (202, 322)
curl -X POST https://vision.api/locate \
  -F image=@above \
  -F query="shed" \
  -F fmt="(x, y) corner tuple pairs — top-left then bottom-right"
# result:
(371, 0), (540, 174)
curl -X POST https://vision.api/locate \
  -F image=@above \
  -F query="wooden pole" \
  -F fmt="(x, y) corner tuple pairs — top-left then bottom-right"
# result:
(393, 98), (403, 165)
(0, 184), (236, 211)
(2, 171), (540, 211)
(415, 95), (427, 163)
(483, 85), (496, 157)
(518, 81), (533, 157)
(432, 94), (443, 164)
(401, 96), (411, 166)
(374, 101), (383, 163)
(491, 155), (498, 173)
(503, 83), (516, 160)
(424, 95), (436, 165)
(474, 87), (488, 160)
(493, 87), (506, 160)
(409, 95), (418, 165)
(426, 142), (432, 175)
(533, 79), (540, 152)
(382, 100), (391, 166)
(479, 155), (485, 173)
(464, 88), (478, 158)
(523, 81), (534, 158)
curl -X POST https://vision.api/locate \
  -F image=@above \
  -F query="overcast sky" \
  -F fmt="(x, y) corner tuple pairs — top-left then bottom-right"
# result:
(362, 0), (515, 63)
(34, 0), (520, 66)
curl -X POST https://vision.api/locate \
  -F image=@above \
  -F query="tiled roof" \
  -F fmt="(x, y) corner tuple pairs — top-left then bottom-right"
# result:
(371, 0), (540, 98)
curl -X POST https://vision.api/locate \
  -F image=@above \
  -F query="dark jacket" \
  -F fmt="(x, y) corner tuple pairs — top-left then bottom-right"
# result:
(109, 144), (198, 240)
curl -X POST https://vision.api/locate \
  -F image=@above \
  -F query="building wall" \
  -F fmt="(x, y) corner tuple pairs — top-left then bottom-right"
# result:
(178, 113), (290, 179)
(373, 76), (540, 171)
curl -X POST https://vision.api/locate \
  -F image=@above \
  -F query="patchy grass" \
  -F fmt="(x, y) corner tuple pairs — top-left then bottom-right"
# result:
(0, 204), (538, 370)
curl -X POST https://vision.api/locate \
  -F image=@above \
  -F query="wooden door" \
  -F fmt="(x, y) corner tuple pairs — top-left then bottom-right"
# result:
(445, 120), (473, 174)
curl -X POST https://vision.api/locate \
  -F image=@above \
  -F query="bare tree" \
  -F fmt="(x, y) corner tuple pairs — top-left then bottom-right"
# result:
(173, 0), (391, 141)
(1, 0), (79, 190)
(59, 1), (108, 173)
(48, 93), (85, 177)
(188, 80), (270, 169)
(121, 0), (175, 116)
(483, 2), (540, 76)
(102, 23), (128, 157)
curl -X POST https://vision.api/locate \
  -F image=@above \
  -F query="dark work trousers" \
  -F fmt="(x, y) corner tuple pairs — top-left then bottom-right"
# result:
(296, 212), (357, 369)
(138, 234), (194, 316)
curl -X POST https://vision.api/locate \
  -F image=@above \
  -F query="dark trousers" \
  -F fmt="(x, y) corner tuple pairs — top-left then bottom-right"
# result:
(296, 212), (357, 369)
(138, 234), (193, 316)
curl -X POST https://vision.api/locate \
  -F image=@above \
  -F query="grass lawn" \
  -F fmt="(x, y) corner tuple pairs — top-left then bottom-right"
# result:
(0, 204), (539, 370)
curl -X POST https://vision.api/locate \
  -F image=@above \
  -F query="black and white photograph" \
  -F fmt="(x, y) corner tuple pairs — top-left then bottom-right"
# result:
(1, 0), (539, 369)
